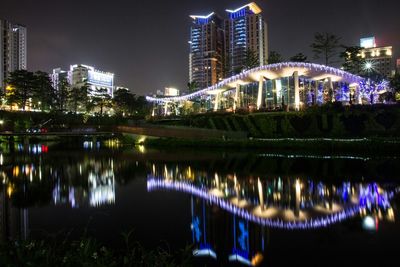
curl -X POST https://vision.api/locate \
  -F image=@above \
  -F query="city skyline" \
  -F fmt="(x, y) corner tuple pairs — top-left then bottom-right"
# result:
(1, 0), (400, 95)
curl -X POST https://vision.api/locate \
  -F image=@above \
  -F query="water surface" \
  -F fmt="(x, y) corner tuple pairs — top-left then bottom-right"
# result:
(0, 142), (399, 266)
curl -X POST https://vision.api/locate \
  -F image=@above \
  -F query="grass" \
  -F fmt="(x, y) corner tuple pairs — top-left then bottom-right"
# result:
(0, 231), (193, 267)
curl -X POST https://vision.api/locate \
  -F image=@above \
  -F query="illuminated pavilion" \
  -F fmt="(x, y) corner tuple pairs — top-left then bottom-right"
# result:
(146, 62), (384, 116)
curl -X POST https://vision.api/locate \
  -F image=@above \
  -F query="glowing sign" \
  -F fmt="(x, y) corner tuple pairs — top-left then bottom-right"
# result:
(88, 70), (114, 87)
(360, 37), (376, 48)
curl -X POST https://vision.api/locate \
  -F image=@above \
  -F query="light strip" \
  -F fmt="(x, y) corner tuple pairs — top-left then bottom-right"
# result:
(226, 2), (262, 14)
(147, 179), (363, 230)
(190, 12), (215, 20)
(146, 62), (364, 103)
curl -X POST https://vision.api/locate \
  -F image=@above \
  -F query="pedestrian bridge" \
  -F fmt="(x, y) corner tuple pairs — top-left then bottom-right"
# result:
(147, 62), (367, 113)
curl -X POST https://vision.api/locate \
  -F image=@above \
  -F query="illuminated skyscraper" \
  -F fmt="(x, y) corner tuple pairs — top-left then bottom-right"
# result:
(189, 13), (225, 90)
(0, 18), (27, 90)
(188, 3), (268, 90)
(225, 2), (268, 76)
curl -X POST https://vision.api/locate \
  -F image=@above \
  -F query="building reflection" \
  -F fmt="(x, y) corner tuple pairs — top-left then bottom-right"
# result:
(1, 145), (116, 210)
(0, 185), (29, 242)
(147, 163), (398, 265)
(52, 160), (115, 208)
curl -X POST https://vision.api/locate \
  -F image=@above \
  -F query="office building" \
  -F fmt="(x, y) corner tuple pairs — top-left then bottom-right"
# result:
(0, 18), (27, 90)
(51, 64), (114, 97)
(189, 12), (225, 90)
(359, 37), (393, 78)
(225, 2), (268, 76)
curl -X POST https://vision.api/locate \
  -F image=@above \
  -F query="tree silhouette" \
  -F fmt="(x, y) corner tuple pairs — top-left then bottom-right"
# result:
(268, 51), (284, 64)
(311, 32), (341, 66)
(340, 46), (365, 75)
(290, 53), (308, 63)
(5, 70), (35, 110)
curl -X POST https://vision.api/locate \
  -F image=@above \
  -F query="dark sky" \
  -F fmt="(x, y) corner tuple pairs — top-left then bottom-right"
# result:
(1, 0), (400, 95)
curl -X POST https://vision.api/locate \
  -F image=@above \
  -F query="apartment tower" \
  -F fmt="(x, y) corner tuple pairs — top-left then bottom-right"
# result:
(189, 13), (225, 90)
(0, 18), (27, 90)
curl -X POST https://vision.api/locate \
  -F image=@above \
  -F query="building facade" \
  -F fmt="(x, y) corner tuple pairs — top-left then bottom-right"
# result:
(51, 64), (114, 97)
(0, 19), (27, 90)
(188, 2), (268, 90)
(225, 3), (268, 76)
(189, 13), (225, 90)
(359, 37), (393, 78)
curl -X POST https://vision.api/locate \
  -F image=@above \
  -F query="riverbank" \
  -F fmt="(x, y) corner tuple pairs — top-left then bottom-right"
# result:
(143, 137), (400, 155)
(149, 104), (400, 139)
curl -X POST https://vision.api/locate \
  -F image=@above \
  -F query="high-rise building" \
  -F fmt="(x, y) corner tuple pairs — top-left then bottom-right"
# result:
(359, 36), (393, 78)
(0, 18), (27, 90)
(225, 2), (268, 76)
(51, 64), (114, 97)
(51, 68), (69, 90)
(189, 12), (225, 90)
(396, 59), (400, 73)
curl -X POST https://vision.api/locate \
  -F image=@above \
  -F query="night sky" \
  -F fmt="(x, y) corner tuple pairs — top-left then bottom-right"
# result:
(1, 0), (400, 95)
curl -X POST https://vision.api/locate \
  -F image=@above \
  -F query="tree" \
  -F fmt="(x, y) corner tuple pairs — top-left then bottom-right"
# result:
(55, 77), (70, 112)
(91, 87), (112, 116)
(113, 87), (136, 116)
(390, 73), (400, 102)
(5, 70), (36, 110)
(310, 32), (341, 66)
(134, 95), (151, 116)
(33, 71), (56, 111)
(243, 49), (259, 70)
(69, 84), (89, 114)
(187, 81), (198, 92)
(290, 53), (308, 63)
(268, 51), (284, 64)
(340, 46), (365, 75)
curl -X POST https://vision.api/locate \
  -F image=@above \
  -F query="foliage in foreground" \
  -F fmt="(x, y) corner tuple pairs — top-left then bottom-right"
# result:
(0, 232), (193, 267)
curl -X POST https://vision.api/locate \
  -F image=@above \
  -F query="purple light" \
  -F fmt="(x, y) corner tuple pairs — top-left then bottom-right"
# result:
(147, 179), (362, 230)
(146, 62), (364, 103)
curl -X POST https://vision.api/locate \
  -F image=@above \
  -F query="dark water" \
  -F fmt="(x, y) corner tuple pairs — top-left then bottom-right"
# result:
(0, 142), (400, 266)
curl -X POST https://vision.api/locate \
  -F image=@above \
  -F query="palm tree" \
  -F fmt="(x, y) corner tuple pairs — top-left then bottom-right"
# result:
(311, 32), (341, 66)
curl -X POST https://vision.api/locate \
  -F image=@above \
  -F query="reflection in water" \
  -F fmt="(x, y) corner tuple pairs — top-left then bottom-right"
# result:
(52, 159), (116, 208)
(147, 163), (399, 265)
(1, 145), (399, 266)
(1, 145), (117, 240)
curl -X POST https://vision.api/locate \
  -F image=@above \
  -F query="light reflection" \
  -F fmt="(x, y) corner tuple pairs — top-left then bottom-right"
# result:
(147, 162), (399, 266)
(147, 164), (398, 229)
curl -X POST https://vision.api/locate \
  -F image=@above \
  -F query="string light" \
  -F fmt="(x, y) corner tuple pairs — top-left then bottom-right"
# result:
(146, 62), (364, 103)
(147, 179), (396, 230)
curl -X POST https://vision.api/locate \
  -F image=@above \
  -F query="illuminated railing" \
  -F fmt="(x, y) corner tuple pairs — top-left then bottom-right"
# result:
(146, 62), (364, 103)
